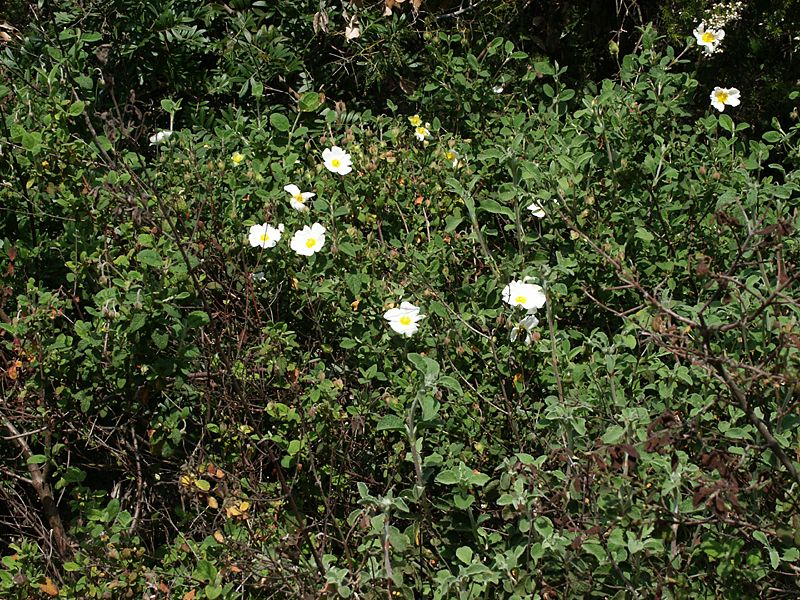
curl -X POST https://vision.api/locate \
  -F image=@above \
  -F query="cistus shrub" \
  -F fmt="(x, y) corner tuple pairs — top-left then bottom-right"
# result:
(1, 1), (799, 598)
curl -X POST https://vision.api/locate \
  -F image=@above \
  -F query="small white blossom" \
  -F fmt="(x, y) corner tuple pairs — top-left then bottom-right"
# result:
(710, 87), (741, 112)
(502, 280), (546, 311)
(284, 184), (315, 212)
(290, 223), (326, 256)
(248, 223), (284, 249)
(414, 125), (431, 142)
(444, 149), (460, 168)
(383, 301), (425, 337)
(527, 202), (545, 218)
(322, 146), (352, 175)
(693, 23), (725, 54)
(510, 314), (540, 345)
(149, 130), (173, 145)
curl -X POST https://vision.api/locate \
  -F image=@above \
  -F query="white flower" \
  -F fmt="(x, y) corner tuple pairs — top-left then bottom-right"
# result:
(408, 114), (423, 127)
(527, 202), (545, 218)
(444, 149), (460, 168)
(383, 301), (425, 337)
(290, 223), (326, 256)
(248, 223), (284, 249)
(709, 87), (741, 112)
(149, 130), (173, 145)
(502, 280), (546, 311)
(510, 314), (540, 345)
(283, 184), (315, 212)
(693, 23), (725, 54)
(414, 126), (431, 141)
(322, 146), (352, 175)
(492, 85), (504, 94)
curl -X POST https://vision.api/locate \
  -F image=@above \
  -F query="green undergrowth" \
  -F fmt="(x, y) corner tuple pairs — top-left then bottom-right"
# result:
(1, 2), (800, 599)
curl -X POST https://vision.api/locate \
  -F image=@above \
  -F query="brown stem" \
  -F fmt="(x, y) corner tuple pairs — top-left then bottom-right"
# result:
(1, 415), (73, 559)
(707, 356), (800, 488)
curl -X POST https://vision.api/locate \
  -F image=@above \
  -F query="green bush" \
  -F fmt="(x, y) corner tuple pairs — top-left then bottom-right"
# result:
(1, 2), (800, 599)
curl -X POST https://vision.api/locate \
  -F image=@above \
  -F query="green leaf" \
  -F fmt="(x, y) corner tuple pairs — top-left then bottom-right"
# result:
(752, 530), (770, 547)
(151, 331), (169, 350)
(376, 415), (405, 431)
(478, 199), (515, 218)
(445, 215), (463, 232)
(270, 113), (291, 132)
(453, 493), (474, 509)
(718, 114), (734, 133)
(438, 375), (463, 395)
(635, 227), (654, 243)
(26, 455), (48, 465)
(769, 548), (780, 569)
(762, 131), (782, 143)
(194, 479), (211, 492)
(467, 470), (490, 487)
(456, 546), (473, 564)
(435, 469), (460, 485)
(298, 91), (322, 112)
(194, 559), (217, 582)
(68, 100), (86, 116)
(534, 516), (554, 539)
(75, 75), (94, 89)
(136, 249), (163, 268)
(408, 353), (439, 380)
(205, 584), (223, 599)
(63, 562), (81, 572)
(602, 425), (625, 444)
(185, 311), (210, 328)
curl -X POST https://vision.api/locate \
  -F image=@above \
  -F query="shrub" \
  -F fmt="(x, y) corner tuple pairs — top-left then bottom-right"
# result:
(1, 2), (799, 599)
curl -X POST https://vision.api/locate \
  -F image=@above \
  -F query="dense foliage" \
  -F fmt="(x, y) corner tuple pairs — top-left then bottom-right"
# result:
(1, 1), (799, 598)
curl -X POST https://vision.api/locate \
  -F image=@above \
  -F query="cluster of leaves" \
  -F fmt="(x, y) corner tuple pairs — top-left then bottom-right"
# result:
(1, 1), (800, 599)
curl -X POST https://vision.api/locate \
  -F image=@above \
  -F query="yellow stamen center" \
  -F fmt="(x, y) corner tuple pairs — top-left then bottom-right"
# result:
(305, 238), (317, 248)
(294, 194), (304, 203)
(399, 315), (412, 326)
(702, 32), (715, 43)
(260, 233), (269, 242)
(331, 159), (341, 168)
(416, 127), (427, 136)
(446, 152), (455, 160)
(515, 295), (527, 305)
(716, 91), (729, 103)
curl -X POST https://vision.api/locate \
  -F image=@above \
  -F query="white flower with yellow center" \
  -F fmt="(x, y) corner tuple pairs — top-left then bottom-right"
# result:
(383, 301), (425, 337)
(693, 23), (725, 54)
(283, 184), (315, 212)
(710, 86), (740, 112)
(444, 149), (460, 168)
(322, 146), (352, 175)
(502, 280), (546, 311)
(149, 130), (173, 145)
(248, 223), (284, 249)
(510, 314), (540, 345)
(408, 114), (423, 127)
(290, 223), (326, 256)
(231, 151), (245, 165)
(414, 125), (431, 142)
(527, 201), (545, 218)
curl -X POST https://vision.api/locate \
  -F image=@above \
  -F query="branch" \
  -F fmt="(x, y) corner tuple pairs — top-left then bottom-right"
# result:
(1, 414), (73, 559)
